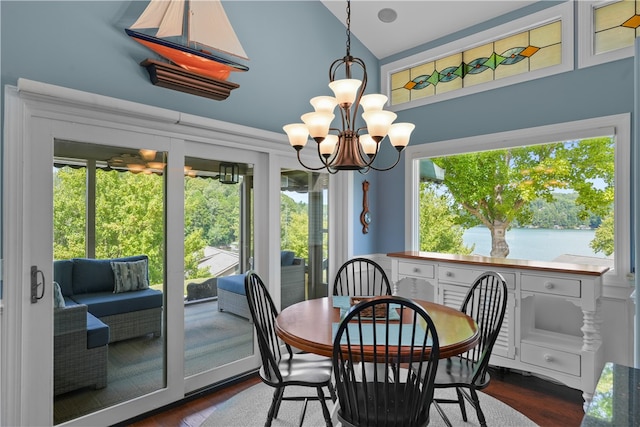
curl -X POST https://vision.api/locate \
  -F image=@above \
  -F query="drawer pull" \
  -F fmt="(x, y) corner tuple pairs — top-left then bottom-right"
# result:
(544, 282), (554, 289)
(446, 271), (453, 277)
(413, 267), (420, 273)
(544, 354), (553, 362)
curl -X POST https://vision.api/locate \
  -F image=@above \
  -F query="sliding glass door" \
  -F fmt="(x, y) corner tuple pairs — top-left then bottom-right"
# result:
(52, 140), (168, 424)
(280, 169), (330, 306)
(183, 155), (254, 380)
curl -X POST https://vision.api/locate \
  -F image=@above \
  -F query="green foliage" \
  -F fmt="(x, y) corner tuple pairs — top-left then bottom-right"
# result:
(281, 194), (310, 259)
(53, 168), (86, 260)
(591, 212), (614, 256)
(53, 167), (240, 285)
(419, 183), (473, 254)
(430, 137), (615, 257)
(184, 177), (240, 247)
(519, 194), (603, 229)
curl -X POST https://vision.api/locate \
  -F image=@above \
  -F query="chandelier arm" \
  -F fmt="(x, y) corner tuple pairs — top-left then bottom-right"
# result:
(295, 150), (331, 171)
(366, 151), (403, 172)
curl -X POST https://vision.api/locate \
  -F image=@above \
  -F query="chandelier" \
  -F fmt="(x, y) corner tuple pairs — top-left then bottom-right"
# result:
(283, 0), (414, 174)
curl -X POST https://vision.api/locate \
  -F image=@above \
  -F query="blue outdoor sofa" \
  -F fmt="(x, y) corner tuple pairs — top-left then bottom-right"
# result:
(53, 255), (163, 395)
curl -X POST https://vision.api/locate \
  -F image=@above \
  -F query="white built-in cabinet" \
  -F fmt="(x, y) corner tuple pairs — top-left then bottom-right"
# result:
(388, 251), (608, 410)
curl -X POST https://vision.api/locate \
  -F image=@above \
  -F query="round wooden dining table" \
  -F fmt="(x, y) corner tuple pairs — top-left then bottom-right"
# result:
(275, 296), (479, 359)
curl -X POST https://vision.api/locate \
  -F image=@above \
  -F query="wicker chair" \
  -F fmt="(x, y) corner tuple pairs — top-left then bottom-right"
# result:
(333, 257), (392, 297)
(54, 304), (108, 396)
(244, 271), (335, 427)
(333, 296), (440, 427)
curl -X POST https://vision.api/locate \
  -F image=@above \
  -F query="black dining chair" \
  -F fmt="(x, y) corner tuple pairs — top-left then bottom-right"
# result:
(333, 257), (392, 297)
(431, 271), (508, 427)
(332, 295), (440, 427)
(244, 271), (336, 427)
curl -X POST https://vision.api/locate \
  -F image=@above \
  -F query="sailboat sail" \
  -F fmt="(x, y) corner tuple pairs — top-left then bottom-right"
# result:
(126, 0), (249, 81)
(130, 0), (184, 38)
(190, 1), (248, 60)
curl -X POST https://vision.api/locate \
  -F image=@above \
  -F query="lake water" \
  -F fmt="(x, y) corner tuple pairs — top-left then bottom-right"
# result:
(463, 227), (603, 262)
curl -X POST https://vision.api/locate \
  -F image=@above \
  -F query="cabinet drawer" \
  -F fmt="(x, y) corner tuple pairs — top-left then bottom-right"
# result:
(520, 342), (580, 376)
(397, 262), (434, 279)
(438, 267), (515, 290)
(438, 267), (480, 285)
(521, 275), (581, 298)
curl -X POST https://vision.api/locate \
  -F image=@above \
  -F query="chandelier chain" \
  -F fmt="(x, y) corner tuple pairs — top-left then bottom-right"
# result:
(345, 0), (351, 56)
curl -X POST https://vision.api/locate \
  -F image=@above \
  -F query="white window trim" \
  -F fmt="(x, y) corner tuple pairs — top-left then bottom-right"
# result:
(381, 2), (574, 112)
(403, 114), (632, 292)
(578, 0), (637, 69)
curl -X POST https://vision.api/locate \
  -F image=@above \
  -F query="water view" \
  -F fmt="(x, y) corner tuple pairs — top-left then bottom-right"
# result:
(463, 227), (605, 262)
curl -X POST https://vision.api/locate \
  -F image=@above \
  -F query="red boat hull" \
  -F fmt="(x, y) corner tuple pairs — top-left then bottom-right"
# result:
(126, 29), (249, 81)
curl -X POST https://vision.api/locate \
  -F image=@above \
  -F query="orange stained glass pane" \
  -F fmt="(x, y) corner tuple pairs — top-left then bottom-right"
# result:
(530, 43), (561, 71)
(391, 69), (410, 91)
(622, 14), (640, 28)
(530, 21), (562, 47)
(595, 0), (635, 32)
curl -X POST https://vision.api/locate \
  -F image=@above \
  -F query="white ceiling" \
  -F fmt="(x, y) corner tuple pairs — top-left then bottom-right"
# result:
(321, 1), (539, 59)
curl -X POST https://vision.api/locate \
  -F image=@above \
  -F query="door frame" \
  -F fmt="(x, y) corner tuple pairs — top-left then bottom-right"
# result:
(1, 79), (349, 426)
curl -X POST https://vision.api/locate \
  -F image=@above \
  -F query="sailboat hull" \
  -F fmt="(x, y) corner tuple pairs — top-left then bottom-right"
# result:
(126, 29), (249, 81)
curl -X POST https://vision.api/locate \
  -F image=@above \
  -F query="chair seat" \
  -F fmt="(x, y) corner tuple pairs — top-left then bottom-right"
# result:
(435, 357), (490, 389)
(262, 353), (333, 387)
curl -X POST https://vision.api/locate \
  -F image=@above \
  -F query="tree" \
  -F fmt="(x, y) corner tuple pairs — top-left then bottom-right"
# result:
(281, 194), (309, 259)
(431, 137), (614, 257)
(54, 167), (220, 285)
(419, 183), (474, 254)
(591, 212), (614, 256)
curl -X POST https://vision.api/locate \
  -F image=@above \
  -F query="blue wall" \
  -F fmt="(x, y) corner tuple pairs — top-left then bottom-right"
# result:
(0, 1), (381, 261)
(370, 1), (636, 254)
(1, 1), (378, 133)
(1, 1), (636, 259)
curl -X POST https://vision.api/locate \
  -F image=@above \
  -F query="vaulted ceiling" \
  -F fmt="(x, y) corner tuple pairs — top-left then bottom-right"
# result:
(321, 1), (539, 59)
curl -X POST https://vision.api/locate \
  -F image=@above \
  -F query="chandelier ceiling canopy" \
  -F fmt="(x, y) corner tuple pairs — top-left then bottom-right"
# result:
(283, 0), (414, 174)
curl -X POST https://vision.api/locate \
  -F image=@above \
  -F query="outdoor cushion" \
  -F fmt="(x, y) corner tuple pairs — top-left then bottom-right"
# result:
(71, 288), (162, 318)
(86, 313), (110, 349)
(53, 282), (66, 308)
(72, 255), (148, 294)
(53, 259), (74, 296)
(281, 250), (295, 266)
(111, 259), (149, 293)
(218, 274), (246, 295)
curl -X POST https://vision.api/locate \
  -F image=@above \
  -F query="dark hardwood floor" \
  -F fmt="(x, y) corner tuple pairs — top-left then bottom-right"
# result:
(124, 367), (585, 427)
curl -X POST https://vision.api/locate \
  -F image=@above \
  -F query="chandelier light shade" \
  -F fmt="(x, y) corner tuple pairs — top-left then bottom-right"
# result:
(283, 0), (414, 174)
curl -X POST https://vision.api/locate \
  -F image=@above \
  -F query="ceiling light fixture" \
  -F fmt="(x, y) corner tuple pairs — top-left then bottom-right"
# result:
(283, 0), (414, 174)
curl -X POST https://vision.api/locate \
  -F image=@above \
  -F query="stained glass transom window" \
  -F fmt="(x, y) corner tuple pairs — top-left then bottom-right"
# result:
(390, 21), (562, 107)
(594, 0), (640, 55)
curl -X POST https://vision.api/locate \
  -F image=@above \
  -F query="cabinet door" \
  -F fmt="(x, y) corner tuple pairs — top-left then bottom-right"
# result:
(395, 277), (436, 301)
(441, 283), (516, 360)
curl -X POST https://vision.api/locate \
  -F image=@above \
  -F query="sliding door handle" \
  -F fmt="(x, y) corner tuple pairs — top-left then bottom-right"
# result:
(30, 266), (45, 304)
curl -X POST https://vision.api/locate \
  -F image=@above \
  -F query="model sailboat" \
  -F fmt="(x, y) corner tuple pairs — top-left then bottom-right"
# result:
(125, 0), (249, 81)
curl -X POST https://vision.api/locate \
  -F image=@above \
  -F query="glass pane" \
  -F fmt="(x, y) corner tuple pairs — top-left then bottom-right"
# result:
(417, 137), (615, 270)
(53, 141), (166, 424)
(280, 170), (329, 306)
(183, 158), (254, 377)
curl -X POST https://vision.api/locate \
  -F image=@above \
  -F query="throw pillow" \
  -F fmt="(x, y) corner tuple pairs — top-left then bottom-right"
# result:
(111, 259), (149, 294)
(281, 250), (295, 266)
(53, 281), (65, 308)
